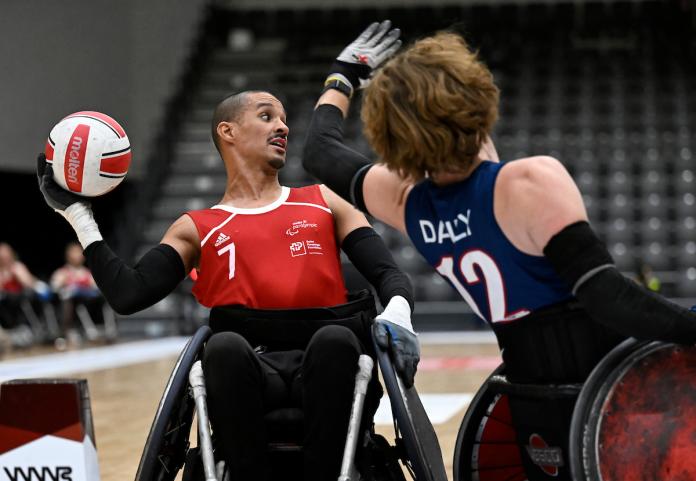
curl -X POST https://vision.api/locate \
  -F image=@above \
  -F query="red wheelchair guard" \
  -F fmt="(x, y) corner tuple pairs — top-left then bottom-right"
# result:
(596, 344), (696, 481)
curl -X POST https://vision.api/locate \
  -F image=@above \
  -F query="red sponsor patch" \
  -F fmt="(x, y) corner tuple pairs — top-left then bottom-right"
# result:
(100, 151), (131, 175)
(64, 124), (90, 193)
(597, 345), (696, 480)
(419, 356), (502, 371)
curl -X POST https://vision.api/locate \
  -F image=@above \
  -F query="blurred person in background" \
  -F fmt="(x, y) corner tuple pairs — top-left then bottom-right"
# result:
(303, 23), (696, 481)
(51, 241), (112, 348)
(635, 260), (661, 293)
(0, 242), (53, 347)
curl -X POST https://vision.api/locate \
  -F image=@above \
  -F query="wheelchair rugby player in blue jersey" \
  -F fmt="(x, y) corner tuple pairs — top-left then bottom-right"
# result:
(304, 21), (696, 481)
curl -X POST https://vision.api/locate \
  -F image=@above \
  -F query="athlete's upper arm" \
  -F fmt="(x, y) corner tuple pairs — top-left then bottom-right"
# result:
(495, 156), (588, 255)
(319, 185), (370, 244)
(362, 165), (415, 234)
(160, 215), (200, 272)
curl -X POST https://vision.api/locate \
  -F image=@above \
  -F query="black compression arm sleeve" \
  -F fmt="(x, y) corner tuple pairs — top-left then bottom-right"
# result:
(84, 241), (186, 315)
(342, 227), (414, 311)
(303, 104), (372, 212)
(544, 221), (696, 343)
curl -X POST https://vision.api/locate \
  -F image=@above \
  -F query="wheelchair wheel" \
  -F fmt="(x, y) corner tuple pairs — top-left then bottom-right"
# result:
(453, 364), (529, 481)
(570, 339), (696, 481)
(135, 326), (212, 481)
(372, 328), (448, 481)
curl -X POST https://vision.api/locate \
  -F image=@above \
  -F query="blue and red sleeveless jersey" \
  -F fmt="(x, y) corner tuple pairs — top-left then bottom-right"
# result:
(186, 185), (347, 309)
(405, 161), (573, 325)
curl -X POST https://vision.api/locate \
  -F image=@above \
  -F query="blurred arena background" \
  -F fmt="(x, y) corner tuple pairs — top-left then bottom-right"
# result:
(0, 0), (695, 477)
(1, 0), (695, 344)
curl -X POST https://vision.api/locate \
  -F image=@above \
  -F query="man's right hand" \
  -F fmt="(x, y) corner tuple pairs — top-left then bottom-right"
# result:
(36, 153), (85, 214)
(36, 153), (103, 248)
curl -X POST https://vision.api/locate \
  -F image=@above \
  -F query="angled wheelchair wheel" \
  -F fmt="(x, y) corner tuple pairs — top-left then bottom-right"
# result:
(135, 326), (213, 481)
(452, 364), (529, 481)
(372, 328), (448, 481)
(570, 339), (696, 481)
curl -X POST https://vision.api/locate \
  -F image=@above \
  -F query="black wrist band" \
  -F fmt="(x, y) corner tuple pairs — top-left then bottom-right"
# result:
(323, 75), (353, 99)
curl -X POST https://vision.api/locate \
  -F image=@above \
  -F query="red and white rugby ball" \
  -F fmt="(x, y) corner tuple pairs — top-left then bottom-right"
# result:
(44, 111), (131, 197)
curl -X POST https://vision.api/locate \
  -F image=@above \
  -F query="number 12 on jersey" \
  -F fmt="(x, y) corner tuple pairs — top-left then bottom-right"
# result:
(436, 249), (529, 323)
(217, 243), (236, 280)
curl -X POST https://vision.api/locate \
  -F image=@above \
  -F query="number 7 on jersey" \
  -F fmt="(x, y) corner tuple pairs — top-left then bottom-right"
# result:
(217, 242), (236, 279)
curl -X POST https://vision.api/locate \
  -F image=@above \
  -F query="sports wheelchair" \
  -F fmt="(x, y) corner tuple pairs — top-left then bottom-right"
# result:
(453, 339), (696, 481)
(134, 291), (447, 481)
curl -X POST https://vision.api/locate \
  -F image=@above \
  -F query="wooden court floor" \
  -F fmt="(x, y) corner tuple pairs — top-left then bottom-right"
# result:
(3, 338), (501, 481)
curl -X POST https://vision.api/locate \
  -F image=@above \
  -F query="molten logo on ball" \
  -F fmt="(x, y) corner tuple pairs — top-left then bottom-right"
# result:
(67, 136), (83, 183)
(65, 125), (89, 193)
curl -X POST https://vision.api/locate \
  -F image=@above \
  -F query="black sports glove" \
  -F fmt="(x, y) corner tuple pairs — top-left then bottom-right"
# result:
(36, 153), (102, 247)
(37, 153), (84, 213)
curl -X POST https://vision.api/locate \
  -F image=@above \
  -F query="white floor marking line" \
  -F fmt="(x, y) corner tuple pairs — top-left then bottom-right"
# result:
(373, 393), (473, 426)
(0, 337), (188, 383)
(0, 331), (497, 385)
(418, 330), (497, 345)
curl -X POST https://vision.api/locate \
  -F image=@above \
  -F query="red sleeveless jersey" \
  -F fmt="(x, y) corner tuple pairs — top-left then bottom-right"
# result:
(186, 185), (347, 309)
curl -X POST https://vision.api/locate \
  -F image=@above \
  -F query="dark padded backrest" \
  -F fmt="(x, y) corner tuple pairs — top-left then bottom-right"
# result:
(208, 290), (377, 351)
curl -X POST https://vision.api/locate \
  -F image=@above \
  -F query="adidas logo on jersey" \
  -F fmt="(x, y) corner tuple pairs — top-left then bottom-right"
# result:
(214, 232), (230, 247)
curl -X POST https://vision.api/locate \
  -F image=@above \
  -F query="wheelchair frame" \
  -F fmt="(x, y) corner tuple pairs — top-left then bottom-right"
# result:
(135, 325), (447, 481)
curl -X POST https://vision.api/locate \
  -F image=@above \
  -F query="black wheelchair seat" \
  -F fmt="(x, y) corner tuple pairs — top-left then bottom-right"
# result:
(264, 407), (304, 446)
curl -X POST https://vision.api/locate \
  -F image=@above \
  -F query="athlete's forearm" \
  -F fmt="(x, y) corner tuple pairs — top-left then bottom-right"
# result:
(544, 221), (696, 343)
(341, 227), (414, 310)
(84, 241), (186, 315)
(302, 104), (372, 212)
(315, 89), (350, 116)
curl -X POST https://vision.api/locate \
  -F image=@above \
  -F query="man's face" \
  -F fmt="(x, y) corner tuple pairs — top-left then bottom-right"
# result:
(66, 245), (84, 267)
(232, 92), (289, 170)
(0, 245), (13, 267)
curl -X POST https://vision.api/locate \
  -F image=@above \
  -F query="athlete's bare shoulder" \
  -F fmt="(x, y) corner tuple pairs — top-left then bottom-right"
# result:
(161, 214), (201, 271)
(495, 155), (588, 255)
(497, 155), (567, 186)
(362, 165), (415, 234)
(318, 184), (370, 243)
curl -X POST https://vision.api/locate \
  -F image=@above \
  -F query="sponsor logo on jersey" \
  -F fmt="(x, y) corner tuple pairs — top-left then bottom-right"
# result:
(286, 219), (318, 236)
(214, 232), (230, 247)
(306, 240), (323, 255)
(526, 433), (563, 476)
(419, 209), (472, 244)
(290, 241), (307, 257)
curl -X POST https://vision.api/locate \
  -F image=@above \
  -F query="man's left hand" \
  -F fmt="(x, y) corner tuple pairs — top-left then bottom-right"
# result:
(374, 296), (419, 388)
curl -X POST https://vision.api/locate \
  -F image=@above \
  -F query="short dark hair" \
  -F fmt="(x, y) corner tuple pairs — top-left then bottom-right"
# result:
(210, 90), (263, 153)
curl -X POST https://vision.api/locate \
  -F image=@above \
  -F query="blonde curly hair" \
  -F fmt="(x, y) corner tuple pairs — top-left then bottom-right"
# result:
(362, 32), (500, 180)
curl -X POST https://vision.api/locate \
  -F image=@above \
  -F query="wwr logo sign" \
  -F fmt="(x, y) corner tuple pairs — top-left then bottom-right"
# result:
(3, 466), (72, 481)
